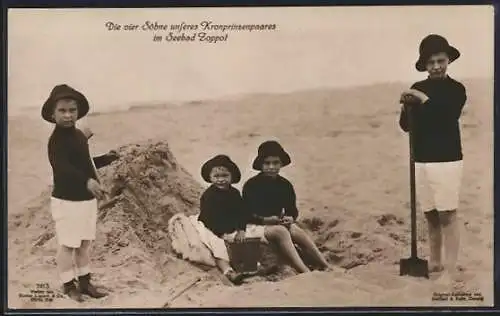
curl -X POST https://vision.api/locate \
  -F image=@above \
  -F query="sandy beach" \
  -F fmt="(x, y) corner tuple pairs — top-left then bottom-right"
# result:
(6, 5), (494, 310)
(7, 78), (494, 309)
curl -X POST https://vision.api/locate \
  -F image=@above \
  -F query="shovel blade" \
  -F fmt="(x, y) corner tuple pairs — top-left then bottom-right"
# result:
(400, 257), (429, 279)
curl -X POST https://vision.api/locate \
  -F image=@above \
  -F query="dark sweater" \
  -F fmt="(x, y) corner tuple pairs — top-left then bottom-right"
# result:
(48, 125), (115, 201)
(242, 173), (299, 225)
(399, 76), (467, 163)
(198, 185), (247, 237)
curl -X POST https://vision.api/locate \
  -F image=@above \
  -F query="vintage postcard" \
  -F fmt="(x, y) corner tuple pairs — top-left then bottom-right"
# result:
(6, 5), (494, 309)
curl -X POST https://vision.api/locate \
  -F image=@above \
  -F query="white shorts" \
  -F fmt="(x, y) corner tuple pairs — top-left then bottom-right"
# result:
(189, 216), (266, 262)
(225, 225), (267, 244)
(415, 160), (463, 212)
(50, 197), (98, 248)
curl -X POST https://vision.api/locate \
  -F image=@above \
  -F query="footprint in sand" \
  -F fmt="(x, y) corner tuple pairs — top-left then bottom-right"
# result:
(432, 269), (472, 293)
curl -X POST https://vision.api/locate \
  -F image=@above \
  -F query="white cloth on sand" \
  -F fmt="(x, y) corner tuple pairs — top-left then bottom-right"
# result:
(50, 197), (98, 248)
(415, 160), (463, 211)
(167, 213), (216, 267)
(188, 216), (230, 261)
(189, 215), (267, 262)
(167, 213), (267, 265)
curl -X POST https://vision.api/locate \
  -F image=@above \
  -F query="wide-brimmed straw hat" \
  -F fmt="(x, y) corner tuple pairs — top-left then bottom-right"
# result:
(201, 154), (241, 183)
(41, 84), (90, 123)
(252, 140), (291, 171)
(415, 34), (460, 72)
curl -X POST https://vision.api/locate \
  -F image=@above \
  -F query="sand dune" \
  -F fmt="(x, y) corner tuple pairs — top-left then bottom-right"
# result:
(7, 79), (493, 308)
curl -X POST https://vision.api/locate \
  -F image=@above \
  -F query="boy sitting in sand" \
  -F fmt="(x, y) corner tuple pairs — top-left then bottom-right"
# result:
(399, 34), (467, 283)
(42, 84), (118, 302)
(242, 140), (332, 274)
(195, 154), (262, 285)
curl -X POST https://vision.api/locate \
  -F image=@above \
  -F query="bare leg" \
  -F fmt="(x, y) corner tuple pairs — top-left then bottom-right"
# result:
(424, 209), (443, 272)
(439, 210), (459, 275)
(56, 245), (76, 283)
(288, 224), (330, 269)
(74, 240), (91, 276)
(265, 225), (310, 274)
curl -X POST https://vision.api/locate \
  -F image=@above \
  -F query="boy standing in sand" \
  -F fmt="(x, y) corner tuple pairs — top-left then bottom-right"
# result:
(242, 140), (333, 274)
(42, 84), (117, 302)
(399, 35), (467, 282)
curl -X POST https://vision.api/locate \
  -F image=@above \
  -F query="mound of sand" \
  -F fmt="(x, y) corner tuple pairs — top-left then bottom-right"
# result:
(8, 141), (212, 307)
(9, 140), (415, 300)
(8, 141), (301, 306)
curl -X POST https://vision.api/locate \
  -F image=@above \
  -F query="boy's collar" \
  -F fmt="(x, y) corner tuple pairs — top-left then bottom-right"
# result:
(259, 172), (280, 179)
(54, 124), (76, 132)
(427, 74), (450, 80)
(211, 183), (231, 190)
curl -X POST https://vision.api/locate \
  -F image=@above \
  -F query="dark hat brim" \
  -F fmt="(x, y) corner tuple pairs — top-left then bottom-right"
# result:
(41, 87), (90, 123)
(201, 155), (241, 184)
(415, 45), (460, 72)
(252, 150), (291, 171)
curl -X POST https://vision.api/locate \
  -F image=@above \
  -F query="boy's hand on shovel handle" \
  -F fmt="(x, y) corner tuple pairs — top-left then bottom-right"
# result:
(400, 89), (429, 104)
(400, 93), (421, 105)
(400, 95), (418, 105)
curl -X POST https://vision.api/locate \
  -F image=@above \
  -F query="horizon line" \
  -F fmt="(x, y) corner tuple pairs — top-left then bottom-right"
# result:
(7, 75), (492, 118)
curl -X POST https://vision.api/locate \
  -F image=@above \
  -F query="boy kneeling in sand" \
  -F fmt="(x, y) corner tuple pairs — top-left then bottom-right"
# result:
(242, 140), (332, 274)
(196, 155), (265, 285)
(399, 34), (467, 283)
(42, 84), (118, 302)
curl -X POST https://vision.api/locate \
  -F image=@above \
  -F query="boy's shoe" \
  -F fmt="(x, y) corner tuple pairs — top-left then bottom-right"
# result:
(63, 280), (84, 302)
(224, 270), (245, 285)
(78, 273), (108, 298)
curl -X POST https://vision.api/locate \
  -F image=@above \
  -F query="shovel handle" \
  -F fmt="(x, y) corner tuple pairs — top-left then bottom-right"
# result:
(406, 104), (418, 258)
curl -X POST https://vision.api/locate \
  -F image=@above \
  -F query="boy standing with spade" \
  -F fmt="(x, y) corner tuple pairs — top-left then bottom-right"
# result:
(399, 34), (467, 283)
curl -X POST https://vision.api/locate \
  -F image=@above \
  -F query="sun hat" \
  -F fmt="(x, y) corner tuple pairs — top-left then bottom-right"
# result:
(415, 34), (460, 72)
(41, 84), (90, 123)
(252, 140), (291, 171)
(201, 154), (242, 183)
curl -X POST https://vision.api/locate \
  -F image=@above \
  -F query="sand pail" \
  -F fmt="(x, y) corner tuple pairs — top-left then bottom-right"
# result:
(227, 237), (262, 273)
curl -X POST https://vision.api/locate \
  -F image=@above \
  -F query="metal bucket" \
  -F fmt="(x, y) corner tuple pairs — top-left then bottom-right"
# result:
(227, 237), (262, 273)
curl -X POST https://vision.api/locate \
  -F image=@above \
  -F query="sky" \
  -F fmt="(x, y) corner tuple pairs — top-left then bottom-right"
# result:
(7, 5), (494, 114)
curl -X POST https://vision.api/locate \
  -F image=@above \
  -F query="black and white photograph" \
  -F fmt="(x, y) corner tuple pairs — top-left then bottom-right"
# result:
(6, 5), (494, 308)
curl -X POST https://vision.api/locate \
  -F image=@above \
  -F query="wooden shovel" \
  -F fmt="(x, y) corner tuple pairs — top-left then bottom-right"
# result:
(399, 103), (429, 279)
